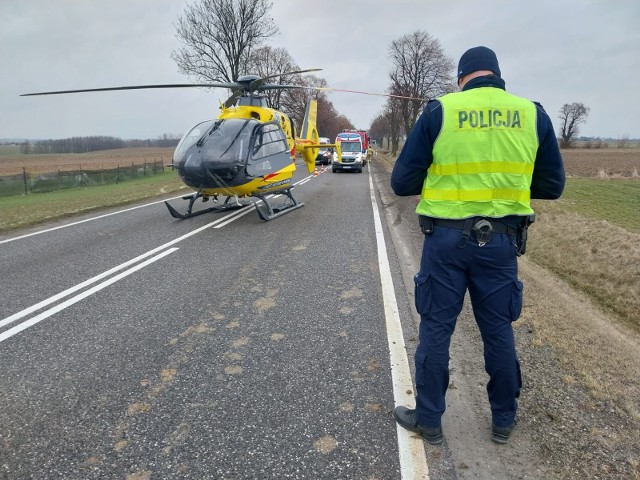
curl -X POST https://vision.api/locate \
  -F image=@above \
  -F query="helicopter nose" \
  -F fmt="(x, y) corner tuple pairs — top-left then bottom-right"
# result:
(184, 153), (203, 173)
(179, 153), (207, 185)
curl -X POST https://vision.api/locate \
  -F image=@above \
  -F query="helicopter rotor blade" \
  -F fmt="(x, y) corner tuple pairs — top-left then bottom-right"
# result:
(223, 89), (246, 108)
(256, 84), (311, 91)
(19, 68), (425, 110)
(258, 68), (322, 84)
(20, 83), (242, 96)
(20, 70), (324, 99)
(301, 86), (426, 101)
(250, 68), (323, 92)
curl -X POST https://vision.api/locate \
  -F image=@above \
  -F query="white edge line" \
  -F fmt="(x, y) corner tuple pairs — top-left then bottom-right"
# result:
(2, 168), (322, 246)
(0, 247), (178, 344)
(368, 167), (430, 479)
(0, 195), (187, 245)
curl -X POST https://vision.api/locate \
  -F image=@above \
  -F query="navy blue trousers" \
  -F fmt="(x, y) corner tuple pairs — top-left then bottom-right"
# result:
(414, 225), (523, 429)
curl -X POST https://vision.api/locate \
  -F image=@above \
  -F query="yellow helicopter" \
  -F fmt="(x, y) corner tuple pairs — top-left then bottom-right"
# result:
(21, 69), (341, 221)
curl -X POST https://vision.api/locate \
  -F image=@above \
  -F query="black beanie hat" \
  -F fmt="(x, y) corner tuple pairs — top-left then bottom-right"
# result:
(457, 46), (501, 79)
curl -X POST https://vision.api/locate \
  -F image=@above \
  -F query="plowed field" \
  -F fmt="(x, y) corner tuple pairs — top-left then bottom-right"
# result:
(1, 146), (639, 177)
(561, 147), (639, 177)
(0, 147), (174, 175)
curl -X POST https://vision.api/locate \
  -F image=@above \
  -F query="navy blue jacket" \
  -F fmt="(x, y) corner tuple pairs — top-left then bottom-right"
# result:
(390, 75), (565, 202)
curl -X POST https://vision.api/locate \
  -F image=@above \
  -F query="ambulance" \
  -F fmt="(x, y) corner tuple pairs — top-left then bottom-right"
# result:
(332, 132), (365, 173)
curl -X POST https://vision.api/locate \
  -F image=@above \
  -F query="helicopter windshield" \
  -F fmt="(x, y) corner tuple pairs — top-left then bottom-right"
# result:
(173, 117), (295, 189)
(173, 119), (215, 163)
(174, 118), (258, 164)
(171, 118), (261, 188)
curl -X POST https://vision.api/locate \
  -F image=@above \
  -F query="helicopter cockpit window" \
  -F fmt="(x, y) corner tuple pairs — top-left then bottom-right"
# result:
(200, 118), (258, 162)
(250, 123), (288, 160)
(173, 119), (217, 163)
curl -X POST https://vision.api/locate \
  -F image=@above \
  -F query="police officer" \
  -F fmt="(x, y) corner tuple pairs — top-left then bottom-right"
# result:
(391, 46), (565, 445)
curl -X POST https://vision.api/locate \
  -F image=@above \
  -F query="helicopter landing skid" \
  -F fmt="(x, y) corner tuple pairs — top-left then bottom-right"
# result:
(164, 192), (245, 219)
(254, 188), (304, 221)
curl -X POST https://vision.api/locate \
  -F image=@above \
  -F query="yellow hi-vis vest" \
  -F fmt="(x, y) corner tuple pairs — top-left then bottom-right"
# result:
(416, 87), (538, 219)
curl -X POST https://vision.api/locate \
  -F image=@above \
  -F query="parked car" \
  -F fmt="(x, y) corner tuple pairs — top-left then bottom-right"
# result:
(315, 147), (333, 165)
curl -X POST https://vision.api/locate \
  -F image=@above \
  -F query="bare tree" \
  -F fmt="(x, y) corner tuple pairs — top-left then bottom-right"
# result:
(385, 96), (404, 156)
(277, 74), (328, 130)
(277, 77), (355, 139)
(245, 46), (301, 109)
(330, 114), (356, 138)
(369, 112), (391, 149)
(388, 31), (455, 136)
(558, 102), (590, 148)
(244, 49), (355, 136)
(617, 135), (629, 149)
(172, 0), (278, 84)
(316, 99), (340, 139)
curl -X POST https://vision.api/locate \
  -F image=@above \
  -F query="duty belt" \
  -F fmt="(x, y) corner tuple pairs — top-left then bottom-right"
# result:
(419, 214), (535, 253)
(420, 216), (516, 234)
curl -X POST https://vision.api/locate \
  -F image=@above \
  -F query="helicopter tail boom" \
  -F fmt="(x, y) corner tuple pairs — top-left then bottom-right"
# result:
(297, 99), (320, 174)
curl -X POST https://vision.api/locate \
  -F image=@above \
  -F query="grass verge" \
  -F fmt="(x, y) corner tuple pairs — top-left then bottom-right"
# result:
(529, 177), (640, 333)
(549, 177), (640, 232)
(523, 177), (640, 419)
(0, 171), (187, 232)
(375, 153), (639, 421)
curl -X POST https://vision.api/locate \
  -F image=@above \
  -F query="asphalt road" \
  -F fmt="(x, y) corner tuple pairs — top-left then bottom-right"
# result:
(1, 159), (548, 480)
(0, 163), (430, 479)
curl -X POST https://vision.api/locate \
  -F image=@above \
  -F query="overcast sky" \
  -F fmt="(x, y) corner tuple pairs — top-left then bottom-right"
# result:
(1, 0), (638, 141)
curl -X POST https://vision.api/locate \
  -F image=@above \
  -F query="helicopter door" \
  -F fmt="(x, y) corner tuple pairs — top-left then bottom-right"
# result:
(246, 122), (291, 177)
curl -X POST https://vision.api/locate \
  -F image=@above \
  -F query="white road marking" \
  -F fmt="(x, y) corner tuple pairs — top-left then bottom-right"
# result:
(214, 204), (256, 228)
(2, 169), (322, 244)
(0, 170), (324, 331)
(0, 195), (185, 245)
(0, 207), (253, 329)
(368, 168), (430, 479)
(0, 248), (178, 343)
(212, 172), (319, 228)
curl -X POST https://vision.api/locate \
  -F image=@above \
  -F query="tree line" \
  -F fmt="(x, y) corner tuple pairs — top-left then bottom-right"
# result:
(172, 0), (592, 152)
(172, 0), (357, 141)
(367, 36), (591, 151)
(20, 135), (181, 154)
(33, 0), (591, 154)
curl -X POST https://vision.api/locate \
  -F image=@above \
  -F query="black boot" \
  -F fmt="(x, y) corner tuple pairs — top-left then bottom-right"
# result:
(491, 421), (516, 444)
(393, 406), (443, 445)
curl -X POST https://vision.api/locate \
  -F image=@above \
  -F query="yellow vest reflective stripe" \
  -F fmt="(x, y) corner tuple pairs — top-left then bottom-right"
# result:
(423, 188), (531, 202)
(428, 161), (534, 176)
(416, 87), (537, 219)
